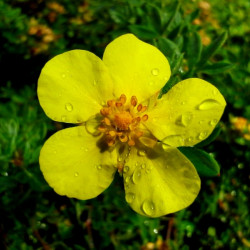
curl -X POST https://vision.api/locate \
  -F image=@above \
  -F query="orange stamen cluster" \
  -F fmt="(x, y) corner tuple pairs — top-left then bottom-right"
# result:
(99, 94), (148, 147)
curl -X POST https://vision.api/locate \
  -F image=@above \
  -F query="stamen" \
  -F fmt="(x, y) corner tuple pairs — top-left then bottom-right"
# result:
(128, 139), (135, 146)
(98, 125), (106, 132)
(119, 94), (127, 104)
(137, 104), (142, 112)
(131, 96), (137, 106)
(119, 134), (128, 142)
(100, 108), (110, 116)
(109, 130), (116, 137)
(142, 114), (148, 121)
(104, 117), (111, 126)
(116, 102), (123, 108)
(107, 100), (115, 107)
(141, 106), (147, 112)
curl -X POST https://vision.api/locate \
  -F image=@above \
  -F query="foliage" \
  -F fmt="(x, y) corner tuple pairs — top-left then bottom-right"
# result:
(0, 0), (249, 249)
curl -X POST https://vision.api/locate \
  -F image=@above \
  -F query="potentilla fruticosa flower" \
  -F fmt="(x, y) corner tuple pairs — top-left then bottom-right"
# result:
(38, 34), (226, 217)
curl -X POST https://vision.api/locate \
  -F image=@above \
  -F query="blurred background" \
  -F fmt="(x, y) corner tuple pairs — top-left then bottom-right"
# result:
(0, 0), (249, 249)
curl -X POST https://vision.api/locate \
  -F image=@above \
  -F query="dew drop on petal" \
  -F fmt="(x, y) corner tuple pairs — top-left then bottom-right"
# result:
(198, 131), (208, 140)
(61, 115), (67, 122)
(209, 119), (218, 126)
(146, 165), (153, 174)
(162, 135), (184, 147)
(61, 73), (66, 78)
(141, 163), (146, 169)
(142, 200), (155, 216)
(138, 150), (146, 156)
(125, 176), (130, 183)
(197, 99), (220, 110)
(65, 103), (73, 112)
(132, 168), (141, 184)
(125, 192), (135, 203)
(95, 165), (102, 170)
(74, 172), (79, 177)
(151, 68), (159, 76)
(123, 166), (129, 173)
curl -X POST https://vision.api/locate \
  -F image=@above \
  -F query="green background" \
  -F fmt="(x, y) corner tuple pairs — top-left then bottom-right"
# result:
(0, 0), (249, 249)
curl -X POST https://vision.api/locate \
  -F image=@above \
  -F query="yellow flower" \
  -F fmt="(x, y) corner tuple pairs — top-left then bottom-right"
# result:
(38, 34), (226, 217)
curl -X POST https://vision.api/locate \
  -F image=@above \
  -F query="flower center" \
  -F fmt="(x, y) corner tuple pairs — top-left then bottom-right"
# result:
(98, 94), (149, 147)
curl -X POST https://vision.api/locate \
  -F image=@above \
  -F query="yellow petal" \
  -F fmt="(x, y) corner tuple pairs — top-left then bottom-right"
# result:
(39, 126), (117, 200)
(103, 34), (171, 102)
(145, 78), (226, 146)
(123, 145), (200, 217)
(38, 50), (114, 123)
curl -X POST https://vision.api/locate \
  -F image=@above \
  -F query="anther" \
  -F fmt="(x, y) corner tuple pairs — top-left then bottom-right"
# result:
(100, 108), (110, 116)
(141, 106), (147, 112)
(119, 134), (128, 142)
(107, 100), (115, 107)
(109, 130), (116, 137)
(98, 125), (106, 132)
(142, 114), (148, 121)
(128, 139), (135, 146)
(131, 96), (137, 107)
(119, 94), (127, 104)
(116, 102), (123, 108)
(137, 104), (142, 112)
(104, 117), (111, 126)
(107, 139), (115, 146)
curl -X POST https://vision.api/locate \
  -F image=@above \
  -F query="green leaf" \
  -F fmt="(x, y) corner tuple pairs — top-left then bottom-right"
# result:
(199, 61), (234, 74)
(196, 125), (222, 148)
(157, 37), (180, 59)
(178, 147), (220, 177)
(146, 4), (162, 33)
(187, 31), (202, 69)
(128, 25), (158, 39)
(198, 31), (228, 67)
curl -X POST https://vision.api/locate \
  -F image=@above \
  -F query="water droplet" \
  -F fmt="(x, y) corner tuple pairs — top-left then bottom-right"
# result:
(197, 99), (220, 110)
(84, 148), (89, 152)
(141, 163), (146, 169)
(151, 68), (159, 76)
(61, 73), (66, 78)
(95, 165), (102, 170)
(132, 168), (141, 184)
(162, 135), (184, 147)
(176, 113), (193, 127)
(212, 89), (218, 95)
(209, 119), (218, 126)
(125, 192), (135, 203)
(198, 131), (208, 140)
(93, 80), (97, 86)
(85, 120), (99, 135)
(61, 115), (67, 122)
(65, 103), (73, 112)
(123, 166), (129, 173)
(187, 137), (193, 142)
(153, 229), (158, 234)
(146, 165), (153, 174)
(138, 150), (146, 156)
(118, 156), (123, 162)
(181, 101), (185, 105)
(142, 200), (155, 216)
(74, 172), (79, 177)
(125, 176), (130, 183)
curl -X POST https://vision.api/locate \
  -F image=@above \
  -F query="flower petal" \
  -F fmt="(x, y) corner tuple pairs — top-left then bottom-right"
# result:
(123, 145), (200, 217)
(39, 126), (117, 200)
(103, 34), (171, 102)
(38, 50), (114, 123)
(145, 78), (226, 146)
